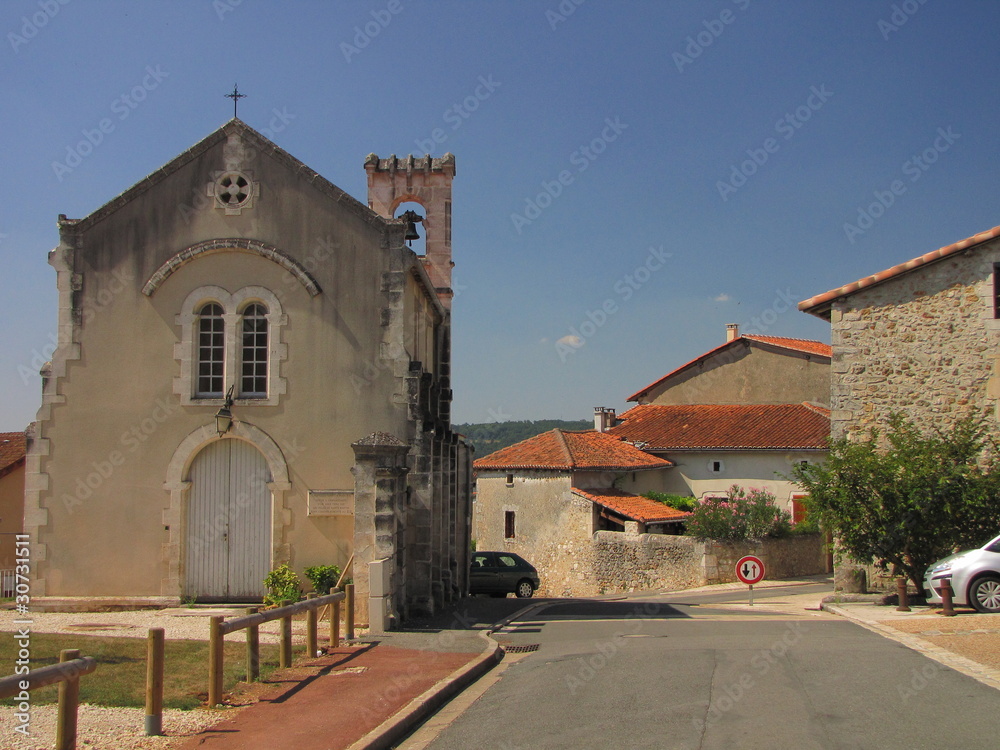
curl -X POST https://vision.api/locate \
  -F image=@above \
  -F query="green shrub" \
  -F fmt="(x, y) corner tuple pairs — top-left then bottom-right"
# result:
(303, 564), (342, 594)
(642, 491), (698, 513)
(263, 563), (303, 606)
(684, 485), (791, 541)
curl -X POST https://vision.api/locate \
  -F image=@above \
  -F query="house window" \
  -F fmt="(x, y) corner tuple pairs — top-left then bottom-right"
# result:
(196, 303), (225, 397)
(708, 459), (725, 474)
(240, 303), (269, 398)
(504, 511), (516, 540)
(505, 473), (514, 487)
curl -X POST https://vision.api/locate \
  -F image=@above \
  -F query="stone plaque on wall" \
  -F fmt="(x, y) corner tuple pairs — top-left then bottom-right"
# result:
(308, 490), (354, 517)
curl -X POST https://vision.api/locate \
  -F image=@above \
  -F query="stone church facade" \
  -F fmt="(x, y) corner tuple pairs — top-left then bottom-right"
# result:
(24, 119), (472, 623)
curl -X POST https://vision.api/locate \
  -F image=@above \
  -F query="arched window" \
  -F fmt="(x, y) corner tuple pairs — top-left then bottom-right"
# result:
(196, 303), (225, 397)
(176, 286), (286, 407)
(240, 303), (268, 398)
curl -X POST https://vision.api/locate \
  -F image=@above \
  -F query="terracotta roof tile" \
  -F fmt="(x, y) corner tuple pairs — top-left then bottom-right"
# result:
(473, 429), (673, 471)
(573, 488), (690, 524)
(626, 336), (831, 402)
(799, 223), (1000, 318)
(0, 432), (26, 477)
(608, 404), (830, 450)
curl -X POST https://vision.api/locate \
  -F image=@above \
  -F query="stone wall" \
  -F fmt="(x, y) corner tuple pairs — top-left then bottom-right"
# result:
(828, 241), (1000, 441)
(545, 532), (827, 597)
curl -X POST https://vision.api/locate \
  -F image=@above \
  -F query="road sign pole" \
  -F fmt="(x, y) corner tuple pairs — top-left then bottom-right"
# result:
(749, 583), (753, 607)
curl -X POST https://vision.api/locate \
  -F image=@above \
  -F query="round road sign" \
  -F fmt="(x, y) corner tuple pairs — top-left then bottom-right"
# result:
(735, 555), (765, 585)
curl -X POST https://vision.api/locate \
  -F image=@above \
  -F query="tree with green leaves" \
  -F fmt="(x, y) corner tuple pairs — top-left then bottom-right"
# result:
(791, 414), (1000, 590)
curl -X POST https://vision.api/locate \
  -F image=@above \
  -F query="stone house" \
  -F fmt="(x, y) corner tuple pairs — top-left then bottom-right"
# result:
(626, 325), (831, 407)
(600, 327), (832, 519)
(24, 119), (472, 623)
(798, 222), (1000, 440)
(473, 429), (687, 594)
(0, 432), (26, 577)
(603, 402), (830, 520)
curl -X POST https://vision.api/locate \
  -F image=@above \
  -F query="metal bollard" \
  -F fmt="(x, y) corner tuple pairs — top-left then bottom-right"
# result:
(941, 580), (956, 616)
(896, 577), (910, 612)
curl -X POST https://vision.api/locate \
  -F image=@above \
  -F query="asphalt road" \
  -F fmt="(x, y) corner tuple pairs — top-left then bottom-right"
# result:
(404, 586), (1000, 750)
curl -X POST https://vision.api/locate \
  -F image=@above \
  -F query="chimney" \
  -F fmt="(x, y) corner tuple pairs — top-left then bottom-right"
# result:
(594, 407), (616, 432)
(726, 323), (739, 342)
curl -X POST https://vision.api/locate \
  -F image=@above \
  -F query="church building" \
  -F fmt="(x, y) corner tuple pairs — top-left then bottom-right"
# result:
(24, 119), (472, 624)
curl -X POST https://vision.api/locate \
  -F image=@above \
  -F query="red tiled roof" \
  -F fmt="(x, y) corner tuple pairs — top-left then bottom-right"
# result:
(608, 404), (830, 451)
(799, 223), (1000, 319)
(474, 429), (673, 472)
(573, 488), (690, 524)
(626, 336), (831, 402)
(0, 432), (26, 477)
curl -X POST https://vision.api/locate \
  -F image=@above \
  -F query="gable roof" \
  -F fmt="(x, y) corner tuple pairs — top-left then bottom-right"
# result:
(572, 488), (690, 524)
(626, 335), (832, 403)
(799, 223), (1000, 319)
(63, 119), (379, 233)
(608, 403), (830, 451)
(0, 432), (26, 479)
(473, 429), (673, 472)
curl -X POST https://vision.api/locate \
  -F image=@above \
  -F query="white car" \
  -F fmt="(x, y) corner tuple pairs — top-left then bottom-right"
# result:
(924, 532), (1000, 613)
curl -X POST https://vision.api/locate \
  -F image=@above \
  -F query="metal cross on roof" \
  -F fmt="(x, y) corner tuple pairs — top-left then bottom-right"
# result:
(225, 84), (246, 118)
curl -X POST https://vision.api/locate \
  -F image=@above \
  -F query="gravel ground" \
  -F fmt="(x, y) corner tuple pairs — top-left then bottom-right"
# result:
(0, 703), (244, 750)
(882, 612), (1000, 671)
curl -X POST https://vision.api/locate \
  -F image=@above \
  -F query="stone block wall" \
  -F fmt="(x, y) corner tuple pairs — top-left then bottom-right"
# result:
(535, 532), (826, 597)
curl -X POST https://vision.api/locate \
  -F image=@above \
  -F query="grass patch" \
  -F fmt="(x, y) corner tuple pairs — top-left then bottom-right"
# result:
(0, 632), (280, 709)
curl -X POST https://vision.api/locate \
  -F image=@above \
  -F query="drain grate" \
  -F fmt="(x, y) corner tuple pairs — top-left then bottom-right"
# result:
(502, 643), (540, 653)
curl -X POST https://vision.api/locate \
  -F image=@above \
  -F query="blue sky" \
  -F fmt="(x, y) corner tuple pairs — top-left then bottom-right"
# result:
(2, 0), (1000, 429)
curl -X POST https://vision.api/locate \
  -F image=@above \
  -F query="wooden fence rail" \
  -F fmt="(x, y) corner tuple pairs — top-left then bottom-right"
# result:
(207, 585), (352, 706)
(0, 651), (97, 750)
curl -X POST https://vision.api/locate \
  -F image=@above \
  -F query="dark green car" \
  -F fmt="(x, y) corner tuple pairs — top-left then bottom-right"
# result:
(470, 551), (540, 598)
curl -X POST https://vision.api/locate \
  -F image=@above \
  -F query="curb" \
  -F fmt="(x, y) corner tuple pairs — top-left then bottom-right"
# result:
(822, 603), (1000, 693)
(345, 630), (502, 750)
(346, 599), (551, 750)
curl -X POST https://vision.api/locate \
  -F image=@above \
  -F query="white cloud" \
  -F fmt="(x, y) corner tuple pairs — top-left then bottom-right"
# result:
(714, 293), (731, 303)
(557, 334), (583, 348)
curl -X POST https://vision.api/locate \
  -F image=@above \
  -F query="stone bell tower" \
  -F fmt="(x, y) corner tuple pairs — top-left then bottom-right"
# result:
(365, 153), (455, 309)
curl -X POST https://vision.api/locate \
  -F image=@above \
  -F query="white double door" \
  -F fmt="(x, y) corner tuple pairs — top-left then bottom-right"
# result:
(185, 439), (271, 601)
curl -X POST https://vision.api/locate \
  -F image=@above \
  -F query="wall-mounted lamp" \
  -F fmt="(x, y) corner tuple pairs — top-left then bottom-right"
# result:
(215, 385), (235, 437)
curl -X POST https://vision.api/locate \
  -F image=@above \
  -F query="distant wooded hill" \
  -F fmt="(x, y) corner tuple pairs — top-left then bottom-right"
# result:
(455, 419), (592, 455)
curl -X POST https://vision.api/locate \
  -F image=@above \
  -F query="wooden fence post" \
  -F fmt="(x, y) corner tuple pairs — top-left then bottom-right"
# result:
(56, 649), (81, 750)
(345, 584), (355, 641)
(329, 587), (340, 650)
(208, 616), (224, 707)
(145, 628), (165, 736)
(279, 600), (293, 668)
(306, 593), (318, 657)
(246, 607), (260, 682)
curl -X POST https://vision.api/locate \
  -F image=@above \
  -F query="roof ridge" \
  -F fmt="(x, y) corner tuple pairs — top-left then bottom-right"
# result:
(552, 429), (574, 467)
(799, 222), (1000, 317)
